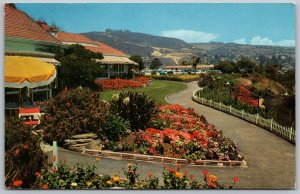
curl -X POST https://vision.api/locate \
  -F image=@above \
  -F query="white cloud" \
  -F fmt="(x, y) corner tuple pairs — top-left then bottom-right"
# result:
(250, 36), (295, 47)
(161, 29), (219, 43)
(233, 38), (246, 44)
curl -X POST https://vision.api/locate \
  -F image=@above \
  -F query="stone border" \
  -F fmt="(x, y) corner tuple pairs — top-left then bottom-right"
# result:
(83, 149), (247, 168)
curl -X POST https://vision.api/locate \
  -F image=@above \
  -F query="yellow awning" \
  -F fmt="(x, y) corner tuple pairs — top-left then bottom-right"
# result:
(5, 56), (57, 88)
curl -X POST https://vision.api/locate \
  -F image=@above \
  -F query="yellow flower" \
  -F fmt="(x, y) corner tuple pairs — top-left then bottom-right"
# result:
(86, 181), (92, 187)
(106, 180), (113, 185)
(123, 97), (130, 105)
(208, 175), (217, 182)
(71, 182), (78, 187)
(113, 176), (120, 182)
(175, 172), (183, 179)
(112, 93), (119, 101)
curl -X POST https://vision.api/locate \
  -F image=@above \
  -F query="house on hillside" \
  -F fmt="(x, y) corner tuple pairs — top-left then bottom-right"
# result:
(162, 65), (214, 73)
(4, 4), (65, 104)
(56, 31), (138, 79)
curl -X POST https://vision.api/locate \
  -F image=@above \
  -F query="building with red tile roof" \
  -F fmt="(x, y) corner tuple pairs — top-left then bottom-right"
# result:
(57, 31), (137, 79)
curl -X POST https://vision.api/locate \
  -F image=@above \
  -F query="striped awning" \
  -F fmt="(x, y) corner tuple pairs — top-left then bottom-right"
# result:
(96, 56), (138, 66)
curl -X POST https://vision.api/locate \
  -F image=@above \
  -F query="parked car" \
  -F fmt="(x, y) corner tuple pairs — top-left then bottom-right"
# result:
(157, 70), (168, 75)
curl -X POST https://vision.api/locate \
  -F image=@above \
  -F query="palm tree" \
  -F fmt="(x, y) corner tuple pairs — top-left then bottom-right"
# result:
(192, 56), (200, 74)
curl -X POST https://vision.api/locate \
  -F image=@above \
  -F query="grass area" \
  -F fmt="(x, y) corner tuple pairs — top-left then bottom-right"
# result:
(99, 80), (187, 105)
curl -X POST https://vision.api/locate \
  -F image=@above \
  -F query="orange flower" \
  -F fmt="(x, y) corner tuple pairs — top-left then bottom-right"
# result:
(95, 157), (100, 161)
(176, 164), (182, 169)
(42, 184), (49, 189)
(53, 155), (56, 162)
(52, 167), (57, 173)
(175, 172), (183, 179)
(35, 172), (41, 177)
(113, 176), (120, 182)
(183, 169), (188, 174)
(202, 170), (208, 175)
(13, 180), (22, 187)
(208, 175), (217, 182)
(128, 163), (132, 167)
(189, 174), (194, 180)
(15, 149), (19, 156)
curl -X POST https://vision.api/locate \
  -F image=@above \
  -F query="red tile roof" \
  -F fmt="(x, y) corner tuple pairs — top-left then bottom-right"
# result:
(57, 31), (96, 45)
(57, 31), (128, 57)
(5, 4), (62, 45)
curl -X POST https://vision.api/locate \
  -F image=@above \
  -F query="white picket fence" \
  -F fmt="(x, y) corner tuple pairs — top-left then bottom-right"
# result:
(192, 89), (295, 144)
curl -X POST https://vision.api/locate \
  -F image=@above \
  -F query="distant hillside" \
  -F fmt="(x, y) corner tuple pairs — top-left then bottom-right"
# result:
(82, 31), (295, 67)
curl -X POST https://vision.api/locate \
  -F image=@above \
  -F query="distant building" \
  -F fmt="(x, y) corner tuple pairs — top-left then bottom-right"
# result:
(56, 31), (138, 79)
(162, 65), (214, 71)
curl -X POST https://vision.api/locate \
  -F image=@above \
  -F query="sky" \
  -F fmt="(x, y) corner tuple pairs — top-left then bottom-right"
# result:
(16, 3), (295, 47)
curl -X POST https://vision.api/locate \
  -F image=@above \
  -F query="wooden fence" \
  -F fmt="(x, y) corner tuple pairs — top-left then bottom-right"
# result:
(192, 89), (295, 144)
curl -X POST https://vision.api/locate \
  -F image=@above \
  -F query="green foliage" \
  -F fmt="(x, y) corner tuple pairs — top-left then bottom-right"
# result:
(38, 88), (109, 144)
(55, 44), (104, 90)
(214, 60), (236, 73)
(109, 91), (158, 131)
(102, 114), (130, 141)
(236, 56), (257, 74)
(129, 55), (144, 70)
(150, 58), (163, 69)
(5, 117), (47, 188)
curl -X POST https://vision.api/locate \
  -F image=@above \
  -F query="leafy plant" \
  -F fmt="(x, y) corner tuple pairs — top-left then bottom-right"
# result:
(102, 114), (130, 141)
(5, 117), (47, 188)
(38, 87), (109, 144)
(109, 91), (158, 131)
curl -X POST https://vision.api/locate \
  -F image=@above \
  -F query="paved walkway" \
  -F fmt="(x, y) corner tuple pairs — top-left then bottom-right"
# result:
(50, 81), (295, 189)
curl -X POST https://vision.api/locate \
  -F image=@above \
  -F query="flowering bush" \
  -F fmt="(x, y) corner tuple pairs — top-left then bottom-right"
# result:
(134, 76), (150, 84)
(95, 78), (144, 90)
(30, 163), (239, 189)
(114, 104), (242, 161)
(238, 85), (258, 107)
(38, 87), (109, 144)
(109, 91), (158, 131)
(5, 117), (47, 189)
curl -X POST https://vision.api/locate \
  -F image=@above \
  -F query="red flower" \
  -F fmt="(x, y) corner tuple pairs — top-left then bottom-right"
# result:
(189, 175), (194, 180)
(23, 145), (28, 150)
(42, 184), (49, 189)
(168, 168), (177, 173)
(13, 180), (22, 187)
(66, 102), (71, 107)
(233, 176), (239, 182)
(202, 170), (208, 175)
(51, 167), (57, 172)
(208, 181), (215, 187)
(162, 165), (167, 169)
(15, 149), (19, 156)
(35, 172), (41, 177)
(176, 164), (182, 170)
(183, 169), (188, 174)
(148, 173), (153, 178)
(53, 155), (56, 162)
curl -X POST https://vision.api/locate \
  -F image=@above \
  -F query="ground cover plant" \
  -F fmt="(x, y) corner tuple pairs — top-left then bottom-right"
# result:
(27, 163), (239, 189)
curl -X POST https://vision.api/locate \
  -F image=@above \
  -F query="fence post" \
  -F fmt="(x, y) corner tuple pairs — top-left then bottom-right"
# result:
(210, 99), (212, 106)
(53, 141), (58, 170)
(230, 106), (232, 114)
(270, 118), (273, 131)
(256, 113), (259, 124)
(219, 102), (221, 110)
(241, 110), (244, 119)
(289, 127), (293, 141)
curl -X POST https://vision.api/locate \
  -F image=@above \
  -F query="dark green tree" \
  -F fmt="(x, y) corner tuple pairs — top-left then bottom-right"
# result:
(214, 60), (236, 74)
(129, 55), (144, 70)
(55, 44), (104, 90)
(192, 56), (200, 73)
(150, 58), (163, 69)
(236, 57), (257, 75)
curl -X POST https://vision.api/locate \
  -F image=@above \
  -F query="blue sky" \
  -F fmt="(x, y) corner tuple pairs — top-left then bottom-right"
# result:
(16, 3), (295, 46)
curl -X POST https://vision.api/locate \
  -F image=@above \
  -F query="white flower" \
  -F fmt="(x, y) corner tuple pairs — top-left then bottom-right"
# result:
(123, 97), (130, 105)
(71, 182), (78, 187)
(112, 93), (119, 101)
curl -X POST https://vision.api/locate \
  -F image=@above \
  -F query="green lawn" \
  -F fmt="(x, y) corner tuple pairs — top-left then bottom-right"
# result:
(99, 80), (187, 104)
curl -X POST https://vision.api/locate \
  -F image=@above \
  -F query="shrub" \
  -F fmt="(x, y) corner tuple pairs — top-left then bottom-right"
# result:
(38, 87), (109, 144)
(151, 75), (200, 82)
(95, 78), (143, 90)
(5, 117), (47, 188)
(109, 92), (158, 131)
(102, 114), (130, 141)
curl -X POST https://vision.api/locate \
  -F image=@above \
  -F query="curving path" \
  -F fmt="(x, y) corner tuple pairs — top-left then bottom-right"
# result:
(166, 81), (296, 189)
(52, 81), (295, 189)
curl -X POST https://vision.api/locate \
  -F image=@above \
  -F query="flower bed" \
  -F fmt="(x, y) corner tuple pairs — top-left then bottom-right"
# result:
(95, 78), (144, 90)
(150, 75), (200, 82)
(104, 104), (243, 162)
(134, 76), (150, 84)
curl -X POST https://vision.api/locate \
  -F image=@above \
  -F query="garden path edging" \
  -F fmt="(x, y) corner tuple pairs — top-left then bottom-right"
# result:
(82, 149), (247, 168)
